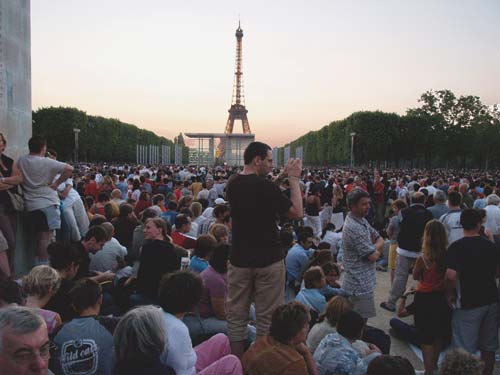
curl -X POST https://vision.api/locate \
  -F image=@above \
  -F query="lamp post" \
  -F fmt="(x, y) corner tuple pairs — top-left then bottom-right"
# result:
(73, 128), (81, 163)
(350, 132), (356, 168)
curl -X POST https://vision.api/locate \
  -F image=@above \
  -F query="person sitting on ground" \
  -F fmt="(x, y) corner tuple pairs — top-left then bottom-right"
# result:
(184, 243), (256, 344)
(89, 221), (127, 274)
(111, 188), (126, 207)
(22, 265), (62, 336)
(90, 191), (111, 217)
(285, 226), (314, 301)
(113, 305), (175, 375)
(53, 278), (114, 375)
(46, 242), (81, 322)
(132, 218), (180, 305)
(151, 193), (167, 215)
(72, 225), (115, 283)
(295, 266), (327, 316)
(171, 214), (197, 250)
(242, 301), (318, 375)
(439, 348), (482, 375)
(209, 223), (230, 244)
(320, 223), (342, 258)
(313, 310), (381, 375)
(134, 191), (152, 217)
(180, 207), (200, 238)
(306, 296), (353, 353)
(162, 200), (179, 226)
(189, 234), (217, 273)
(388, 287), (419, 348)
(366, 355), (415, 375)
(191, 201), (204, 229)
(178, 194), (194, 210)
(295, 248), (330, 281)
(130, 207), (159, 262)
(0, 306), (53, 375)
(158, 270), (243, 375)
(112, 203), (139, 251)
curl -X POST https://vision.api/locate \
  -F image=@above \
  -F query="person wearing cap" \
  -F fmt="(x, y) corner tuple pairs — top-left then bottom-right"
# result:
(226, 141), (303, 358)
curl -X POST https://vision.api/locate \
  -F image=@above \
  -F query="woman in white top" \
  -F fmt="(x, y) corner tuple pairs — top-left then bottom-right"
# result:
(158, 270), (243, 375)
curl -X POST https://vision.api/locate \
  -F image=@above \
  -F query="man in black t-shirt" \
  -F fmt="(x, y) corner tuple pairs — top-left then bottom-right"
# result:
(445, 208), (500, 375)
(226, 141), (303, 358)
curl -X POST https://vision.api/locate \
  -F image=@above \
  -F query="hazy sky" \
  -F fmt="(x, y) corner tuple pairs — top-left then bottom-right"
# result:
(31, 0), (500, 147)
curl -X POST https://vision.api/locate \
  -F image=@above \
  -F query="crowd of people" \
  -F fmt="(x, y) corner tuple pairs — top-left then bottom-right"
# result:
(0, 134), (499, 375)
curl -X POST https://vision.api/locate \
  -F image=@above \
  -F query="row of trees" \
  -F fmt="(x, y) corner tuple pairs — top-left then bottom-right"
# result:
(32, 107), (188, 163)
(279, 90), (500, 168)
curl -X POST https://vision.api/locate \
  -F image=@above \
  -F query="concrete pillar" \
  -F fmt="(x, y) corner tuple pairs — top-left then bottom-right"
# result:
(0, 0), (33, 275)
(0, 0), (31, 159)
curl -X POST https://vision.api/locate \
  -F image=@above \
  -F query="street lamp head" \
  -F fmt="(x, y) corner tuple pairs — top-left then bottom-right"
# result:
(350, 132), (356, 137)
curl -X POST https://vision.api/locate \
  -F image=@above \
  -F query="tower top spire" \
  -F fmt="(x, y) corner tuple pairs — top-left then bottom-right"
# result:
(236, 20), (243, 38)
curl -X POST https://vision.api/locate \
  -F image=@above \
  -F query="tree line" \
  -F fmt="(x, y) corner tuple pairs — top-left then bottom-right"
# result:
(32, 107), (188, 163)
(279, 90), (500, 169)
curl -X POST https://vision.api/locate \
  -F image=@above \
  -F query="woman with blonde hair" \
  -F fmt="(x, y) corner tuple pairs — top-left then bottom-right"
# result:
(412, 219), (451, 375)
(22, 265), (62, 335)
(0, 132), (23, 276)
(306, 295), (353, 353)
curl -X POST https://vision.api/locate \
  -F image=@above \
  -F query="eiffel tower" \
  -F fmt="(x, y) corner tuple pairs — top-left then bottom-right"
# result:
(218, 22), (251, 159)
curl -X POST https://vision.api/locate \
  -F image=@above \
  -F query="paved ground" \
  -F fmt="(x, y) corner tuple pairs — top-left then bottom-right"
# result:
(370, 269), (500, 374)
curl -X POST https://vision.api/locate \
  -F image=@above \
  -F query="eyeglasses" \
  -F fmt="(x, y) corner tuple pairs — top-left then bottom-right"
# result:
(11, 342), (53, 365)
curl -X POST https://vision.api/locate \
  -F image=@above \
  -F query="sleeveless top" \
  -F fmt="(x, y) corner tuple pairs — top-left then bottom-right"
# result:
(37, 308), (61, 335)
(416, 256), (445, 293)
(0, 154), (14, 207)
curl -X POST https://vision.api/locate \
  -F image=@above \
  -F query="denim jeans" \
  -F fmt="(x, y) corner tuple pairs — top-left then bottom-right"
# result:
(184, 315), (256, 343)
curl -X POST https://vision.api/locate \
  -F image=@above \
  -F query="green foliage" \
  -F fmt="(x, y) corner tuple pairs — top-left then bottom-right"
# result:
(32, 107), (188, 163)
(280, 90), (500, 168)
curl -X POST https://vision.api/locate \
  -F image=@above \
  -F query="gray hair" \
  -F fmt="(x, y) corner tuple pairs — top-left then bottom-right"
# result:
(0, 306), (46, 351)
(434, 189), (447, 203)
(486, 194), (500, 206)
(347, 188), (370, 208)
(440, 348), (482, 375)
(113, 305), (166, 365)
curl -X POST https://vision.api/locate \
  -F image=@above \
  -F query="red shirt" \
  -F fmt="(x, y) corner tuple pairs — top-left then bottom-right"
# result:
(84, 181), (99, 199)
(171, 231), (196, 249)
(373, 182), (385, 203)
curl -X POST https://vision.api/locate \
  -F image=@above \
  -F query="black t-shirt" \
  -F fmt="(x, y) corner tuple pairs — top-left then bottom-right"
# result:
(73, 241), (91, 280)
(137, 239), (180, 300)
(45, 278), (77, 322)
(226, 174), (292, 268)
(446, 236), (500, 309)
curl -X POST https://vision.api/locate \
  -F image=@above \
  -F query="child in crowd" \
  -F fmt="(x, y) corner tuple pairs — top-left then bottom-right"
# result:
(295, 266), (327, 316)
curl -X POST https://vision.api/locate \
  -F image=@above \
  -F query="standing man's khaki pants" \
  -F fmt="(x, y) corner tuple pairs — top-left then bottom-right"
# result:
(227, 259), (286, 342)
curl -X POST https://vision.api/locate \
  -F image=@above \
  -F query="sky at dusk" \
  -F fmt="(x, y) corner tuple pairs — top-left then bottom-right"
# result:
(31, 0), (500, 147)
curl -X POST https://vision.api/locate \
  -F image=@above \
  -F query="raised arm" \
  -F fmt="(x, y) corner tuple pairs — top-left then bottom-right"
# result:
(285, 158), (303, 219)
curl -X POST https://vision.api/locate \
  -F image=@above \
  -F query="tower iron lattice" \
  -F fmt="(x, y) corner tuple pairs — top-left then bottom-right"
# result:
(218, 22), (251, 160)
(225, 21), (251, 134)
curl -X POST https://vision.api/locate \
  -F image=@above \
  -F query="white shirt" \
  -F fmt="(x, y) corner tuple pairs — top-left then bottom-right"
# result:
(161, 311), (196, 375)
(322, 230), (342, 255)
(485, 205), (500, 235)
(56, 177), (80, 207)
